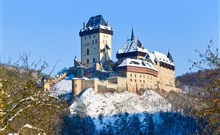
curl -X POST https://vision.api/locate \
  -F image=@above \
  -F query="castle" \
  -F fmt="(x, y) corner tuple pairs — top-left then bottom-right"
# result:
(70, 15), (180, 96)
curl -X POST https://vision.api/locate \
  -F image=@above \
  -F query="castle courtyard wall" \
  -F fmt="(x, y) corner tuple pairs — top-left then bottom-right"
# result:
(72, 75), (179, 97)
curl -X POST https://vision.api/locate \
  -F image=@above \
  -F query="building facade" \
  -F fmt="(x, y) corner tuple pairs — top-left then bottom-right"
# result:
(79, 15), (113, 67)
(116, 30), (176, 90)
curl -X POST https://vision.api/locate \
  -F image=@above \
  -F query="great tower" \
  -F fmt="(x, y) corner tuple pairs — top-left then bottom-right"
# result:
(79, 15), (113, 67)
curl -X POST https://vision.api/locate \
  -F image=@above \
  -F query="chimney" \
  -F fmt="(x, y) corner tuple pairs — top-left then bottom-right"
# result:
(106, 21), (109, 26)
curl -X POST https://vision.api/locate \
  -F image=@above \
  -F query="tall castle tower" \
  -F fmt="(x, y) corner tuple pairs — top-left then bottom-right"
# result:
(79, 15), (113, 67)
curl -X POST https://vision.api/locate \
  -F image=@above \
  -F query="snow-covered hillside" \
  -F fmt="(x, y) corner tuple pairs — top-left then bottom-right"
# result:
(49, 79), (72, 103)
(69, 88), (172, 117)
(51, 79), (196, 134)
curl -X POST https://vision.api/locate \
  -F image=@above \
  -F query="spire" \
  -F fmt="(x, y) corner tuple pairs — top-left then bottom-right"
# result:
(131, 27), (134, 41)
(167, 51), (174, 62)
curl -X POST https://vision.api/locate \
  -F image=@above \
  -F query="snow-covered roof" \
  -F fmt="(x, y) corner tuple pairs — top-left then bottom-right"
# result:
(144, 52), (156, 64)
(80, 24), (112, 32)
(118, 58), (158, 71)
(153, 51), (174, 65)
(117, 39), (148, 54)
(80, 15), (112, 32)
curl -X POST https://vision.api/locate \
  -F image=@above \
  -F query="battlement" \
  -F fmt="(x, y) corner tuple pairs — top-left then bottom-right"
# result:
(72, 77), (181, 97)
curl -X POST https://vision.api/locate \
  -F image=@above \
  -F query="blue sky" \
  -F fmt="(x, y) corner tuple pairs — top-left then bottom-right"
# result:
(0, 0), (219, 76)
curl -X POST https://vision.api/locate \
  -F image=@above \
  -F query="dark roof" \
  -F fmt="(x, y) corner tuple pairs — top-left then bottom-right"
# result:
(167, 51), (174, 62)
(130, 28), (142, 47)
(86, 15), (107, 27)
(105, 44), (110, 50)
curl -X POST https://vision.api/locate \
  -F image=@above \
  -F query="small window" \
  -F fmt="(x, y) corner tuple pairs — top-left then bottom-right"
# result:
(93, 58), (95, 63)
(135, 74), (136, 77)
(143, 80), (145, 83)
(85, 37), (87, 39)
(87, 59), (89, 64)
(103, 35), (105, 37)
(140, 75), (142, 78)
(130, 74), (132, 77)
(89, 36), (91, 38)
(95, 39), (97, 43)
(93, 35), (95, 38)
(135, 79), (136, 82)
(140, 80), (142, 82)
(87, 48), (89, 55)
(92, 40), (94, 44)
(130, 79), (132, 82)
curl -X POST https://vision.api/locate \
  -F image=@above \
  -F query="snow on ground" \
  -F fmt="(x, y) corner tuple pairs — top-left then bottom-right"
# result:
(49, 79), (72, 103)
(49, 79), (72, 97)
(69, 88), (173, 132)
(70, 88), (172, 118)
(50, 79), (177, 133)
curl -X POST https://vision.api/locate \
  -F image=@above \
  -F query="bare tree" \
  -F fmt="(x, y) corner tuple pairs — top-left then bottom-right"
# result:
(0, 53), (69, 134)
(189, 40), (220, 134)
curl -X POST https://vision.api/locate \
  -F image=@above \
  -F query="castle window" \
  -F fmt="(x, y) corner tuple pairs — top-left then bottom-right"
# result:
(95, 39), (97, 43)
(87, 48), (89, 55)
(92, 40), (94, 44)
(93, 58), (95, 63)
(87, 59), (89, 64)
(130, 79), (132, 82)
(140, 80), (142, 82)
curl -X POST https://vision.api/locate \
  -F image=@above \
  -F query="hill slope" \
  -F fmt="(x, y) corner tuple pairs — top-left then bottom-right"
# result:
(50, 80), (196, 134)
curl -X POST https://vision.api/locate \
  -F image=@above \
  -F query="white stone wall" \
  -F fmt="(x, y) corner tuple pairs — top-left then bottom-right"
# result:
(155, 65), (175, 87)
(81, 33), (99, 67)
(81, 32), (112, 67)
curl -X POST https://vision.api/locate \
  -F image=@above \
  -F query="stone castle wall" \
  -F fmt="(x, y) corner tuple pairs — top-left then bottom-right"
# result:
(72, 76), (180, 97)
(44, 72), (67, 91)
